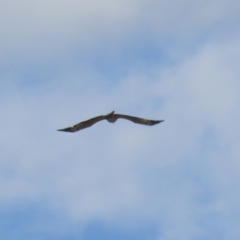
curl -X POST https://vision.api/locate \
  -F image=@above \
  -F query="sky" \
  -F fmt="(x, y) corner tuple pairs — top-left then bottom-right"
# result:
(1, 0), (240, 239)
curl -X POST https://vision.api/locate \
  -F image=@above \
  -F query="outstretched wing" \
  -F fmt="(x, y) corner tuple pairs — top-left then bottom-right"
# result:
(58, 115), (105, 132)
(114, 114), (164, 126)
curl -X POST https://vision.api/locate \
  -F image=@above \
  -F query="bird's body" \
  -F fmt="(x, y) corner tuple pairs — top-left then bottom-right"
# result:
(58, 111), (164, 132)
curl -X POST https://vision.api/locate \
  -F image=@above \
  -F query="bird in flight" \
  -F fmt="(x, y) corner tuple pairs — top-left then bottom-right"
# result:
(58, 111), (164, 132)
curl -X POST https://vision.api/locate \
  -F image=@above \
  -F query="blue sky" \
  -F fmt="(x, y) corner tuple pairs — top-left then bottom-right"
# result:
(1, 1), (240, 239)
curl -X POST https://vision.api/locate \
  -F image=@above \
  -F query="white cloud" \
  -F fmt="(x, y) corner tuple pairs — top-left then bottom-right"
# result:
(1, 1), (240, 239)
(1, 34), (240, 239)
(1, 0), (239, 61)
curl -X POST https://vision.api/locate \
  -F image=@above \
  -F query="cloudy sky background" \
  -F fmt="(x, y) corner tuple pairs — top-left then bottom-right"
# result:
(1, 0), (240, 239)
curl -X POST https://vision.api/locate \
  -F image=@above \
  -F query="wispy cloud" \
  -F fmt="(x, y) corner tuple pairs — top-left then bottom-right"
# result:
(1, 1), (240, 239)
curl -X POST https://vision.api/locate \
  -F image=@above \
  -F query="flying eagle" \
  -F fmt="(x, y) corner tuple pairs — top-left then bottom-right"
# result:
(58, 111), (164, 132)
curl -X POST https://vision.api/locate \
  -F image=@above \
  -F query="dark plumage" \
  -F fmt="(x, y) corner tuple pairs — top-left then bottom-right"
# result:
(58, 111), (164, 132)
